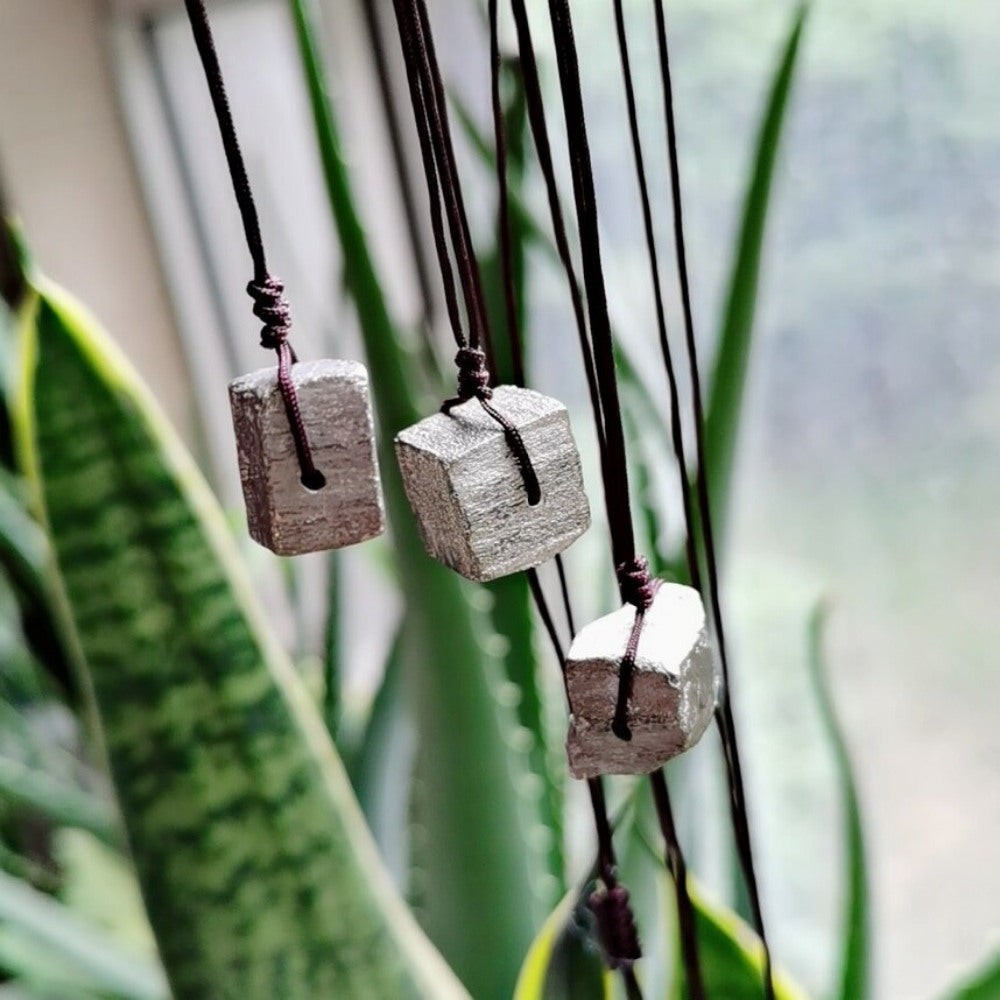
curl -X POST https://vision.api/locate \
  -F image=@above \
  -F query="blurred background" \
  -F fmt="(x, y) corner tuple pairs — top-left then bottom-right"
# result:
(1, 1), (998, 997)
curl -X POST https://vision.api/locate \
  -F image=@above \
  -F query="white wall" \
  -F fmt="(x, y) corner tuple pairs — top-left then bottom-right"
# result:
(0, 0), (194, 439)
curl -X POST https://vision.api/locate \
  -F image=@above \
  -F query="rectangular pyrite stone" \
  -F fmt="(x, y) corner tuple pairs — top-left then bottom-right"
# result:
(394, 385), (590, 582)
(229, 359), (384, 556)
(565, 582), (717, 779)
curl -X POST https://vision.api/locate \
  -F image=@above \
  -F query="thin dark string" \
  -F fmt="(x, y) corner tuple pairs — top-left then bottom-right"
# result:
(535, 5), (702, 995)
(545, 0), (636, 578)
(528, 563), (642, 996)
(611, 0), (701, 592)
(182, 0), (321, 487)
(587, 778), (643, 983)
(652, 2), (775, 995)
(391, 0), (540, 506)
(650, 770), (706, 1000)
(357, 0), (438, 335)
(488, 0), (526, 386)
(509, 0), (605, 460)
(392, 0), (467, 349)
(554, 555), (576, 637)
(410, 0), (494, 364)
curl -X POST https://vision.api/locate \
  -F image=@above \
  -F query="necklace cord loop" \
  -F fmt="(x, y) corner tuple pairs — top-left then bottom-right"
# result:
(611, 557), (660, 741)
(440, 349), (541, 507)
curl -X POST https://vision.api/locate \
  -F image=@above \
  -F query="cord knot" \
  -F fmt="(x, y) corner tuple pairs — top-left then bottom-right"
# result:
(247, 276), (292, 351)
(454, 347), (492, 400)
(589, 885), (641, 970)
(616, 555), (656, 610)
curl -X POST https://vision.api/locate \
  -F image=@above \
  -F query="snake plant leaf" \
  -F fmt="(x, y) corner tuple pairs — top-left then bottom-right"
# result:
(806, 602), (869, 1000)
(512, 886), (611, 1000)
(938, 950), (1000, 1000)
(0, 475), (47, 608)
(14, 278), (468, 1000)
(0, 868), (168, 1000)
(703, 3), (809, 548)
(291, 3), (550, 996)
(671, 879), (810, 1000)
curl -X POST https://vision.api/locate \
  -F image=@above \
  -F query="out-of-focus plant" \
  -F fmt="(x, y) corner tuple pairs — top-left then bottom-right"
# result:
(0, 3), (997, 1000)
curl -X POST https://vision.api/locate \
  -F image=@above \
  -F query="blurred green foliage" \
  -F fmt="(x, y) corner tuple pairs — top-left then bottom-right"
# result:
(0, 2), (996, 999)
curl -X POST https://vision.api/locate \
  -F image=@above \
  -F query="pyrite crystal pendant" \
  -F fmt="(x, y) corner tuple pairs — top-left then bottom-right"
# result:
(395, 386), (590, 581)
(229, 359), (385, 555)
(565, 583), (717, 778)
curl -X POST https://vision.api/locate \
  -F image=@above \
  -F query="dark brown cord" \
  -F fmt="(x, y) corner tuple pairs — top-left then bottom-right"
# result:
(182, 0), (320, 487)
(509, 0), (606, 460)
(391, 0), (541, 506)
(611, 0), (701, 591)
(589, 885), (641, 970)
(650, 770), (707, 1000)
(545, 0), (637, 577)
(488, 0), (526, 387)
(532, 3), (703, 993)
(439, 348), (541, 506)
(611, 557), (661, 741)
(356, 0), (438, 336)
(652, 4), (775, 995)
(587, 779), (643, 981)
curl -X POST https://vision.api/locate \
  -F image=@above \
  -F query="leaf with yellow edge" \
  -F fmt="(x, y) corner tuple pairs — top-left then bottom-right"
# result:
(672, 879), (810, 1000)
(514, 885), (611, 1000)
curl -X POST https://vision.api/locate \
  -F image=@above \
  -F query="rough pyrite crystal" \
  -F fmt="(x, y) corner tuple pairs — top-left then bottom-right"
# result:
(565, 582), (717, 778)
(395, 385), (590, 581)
(229, 359), (384, 555)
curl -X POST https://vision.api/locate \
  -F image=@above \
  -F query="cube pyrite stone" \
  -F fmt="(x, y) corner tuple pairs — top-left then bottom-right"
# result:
(394, 385), (590, 582)
(565, 582), (717, 779)
(229, 359), (385, 556)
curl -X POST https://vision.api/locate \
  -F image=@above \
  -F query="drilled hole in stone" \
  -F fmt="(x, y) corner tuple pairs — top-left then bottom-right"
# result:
(300, 469), (327, 492)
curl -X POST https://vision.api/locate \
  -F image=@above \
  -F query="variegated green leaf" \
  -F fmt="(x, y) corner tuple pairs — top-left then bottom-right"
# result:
(14, 279), (467, 1000)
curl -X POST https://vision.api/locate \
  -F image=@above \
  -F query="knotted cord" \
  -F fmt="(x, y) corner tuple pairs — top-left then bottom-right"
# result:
(182, 0), (320, 487)
(390, 0), (540, 504)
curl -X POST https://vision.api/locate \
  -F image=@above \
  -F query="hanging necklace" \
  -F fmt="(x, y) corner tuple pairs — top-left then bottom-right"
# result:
(182, 0), (384, 556)
(388, 0), (591, 583)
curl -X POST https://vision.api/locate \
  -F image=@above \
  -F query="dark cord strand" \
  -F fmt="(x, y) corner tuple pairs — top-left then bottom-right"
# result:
(182, 0), (319, 484)
(652, 2), (774, 994)
(650, 769), (707, 1000)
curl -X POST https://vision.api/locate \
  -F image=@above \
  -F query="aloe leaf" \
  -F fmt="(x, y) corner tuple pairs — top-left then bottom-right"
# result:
(703, 3), (809, 546)
(512, 886), (611, 1000)
(473, 60), (565, 891)
(322, 551), (341, 739)
(290, 3), (549, 995)
(806, 602), (869, 1000)
(938, 950), (1000, 1000)
(14, 280), (467, 1000)
(344, 623), (415, 887)
(0, 868), (169, 1000)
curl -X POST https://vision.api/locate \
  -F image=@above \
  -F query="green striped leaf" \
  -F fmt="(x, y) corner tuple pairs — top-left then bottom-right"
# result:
(14, 279), (467, 1000)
